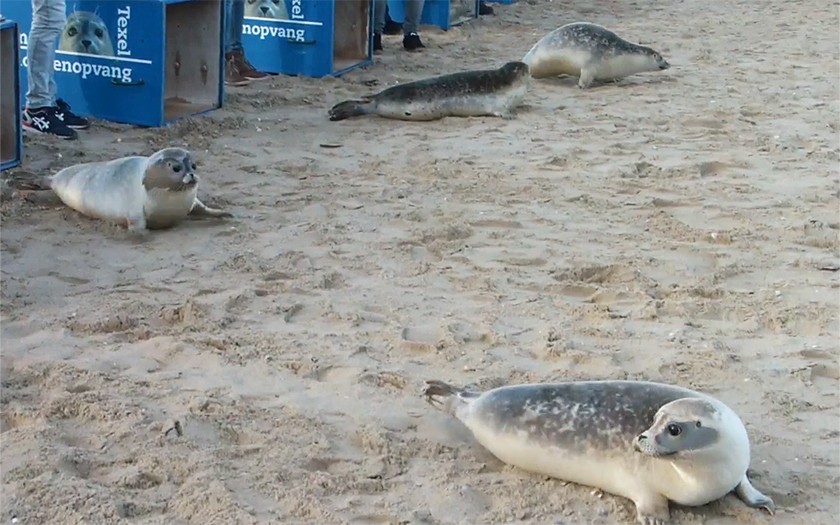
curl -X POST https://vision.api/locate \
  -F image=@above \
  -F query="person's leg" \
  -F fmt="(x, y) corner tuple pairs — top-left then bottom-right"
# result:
(383, 2), (402, 34)
(225, 0), (269, 85)
(372, 0), (386, 52)
(223, 0), (237, 54)
(23, 0), (79, 139)
(402, 0), (425, 50)
(225, 0), (243, 54)
(26, 0), (63, 110)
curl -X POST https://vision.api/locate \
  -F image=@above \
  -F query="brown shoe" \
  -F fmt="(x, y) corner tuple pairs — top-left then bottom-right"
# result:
(234, 49), (270, 81)
(225, 51), (250, 87)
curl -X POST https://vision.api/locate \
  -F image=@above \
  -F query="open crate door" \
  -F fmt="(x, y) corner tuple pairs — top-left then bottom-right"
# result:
(164, 0), (224, 121)
(332, 0), (370, 73)
(1, 20), (22, 171)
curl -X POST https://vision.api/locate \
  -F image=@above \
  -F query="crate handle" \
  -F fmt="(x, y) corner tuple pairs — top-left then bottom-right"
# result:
(111, 79), (146, 87)
(287, 39), (316, 45)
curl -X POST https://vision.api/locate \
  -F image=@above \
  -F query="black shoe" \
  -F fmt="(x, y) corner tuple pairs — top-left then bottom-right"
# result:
(56, 98), (90, 129)
(479, 1), (494, 15)
(373, 32), (383, 53)
(403, 32), (425, 51)
(22, 106), (78, 140)
(383, 20), (402, 35)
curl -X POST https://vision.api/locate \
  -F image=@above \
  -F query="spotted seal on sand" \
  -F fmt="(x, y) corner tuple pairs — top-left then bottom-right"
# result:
(7, 147), (232, 232)
(423, 379), (775, 524)
(522, 22), (670, 88)
(328, 61), (531, 122)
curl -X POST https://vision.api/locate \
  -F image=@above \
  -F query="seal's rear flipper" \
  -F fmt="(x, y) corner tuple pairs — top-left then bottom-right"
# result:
(3, 173), (52, 191)
(328, 99), (374, 121)
(423, 380), (480, 420)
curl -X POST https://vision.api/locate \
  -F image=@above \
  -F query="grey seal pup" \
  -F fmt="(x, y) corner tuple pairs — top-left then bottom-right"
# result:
(59, 11), (115, 56)
(9, 147), (232, 232)
(522, 22), (670, 88)
(328, 61), (530, 122)
(423, 379), (775, 525)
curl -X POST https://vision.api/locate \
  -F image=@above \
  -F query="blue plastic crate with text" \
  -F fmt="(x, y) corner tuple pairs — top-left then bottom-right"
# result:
(241, 0), (373, 78)
(3, 0), (225, 128)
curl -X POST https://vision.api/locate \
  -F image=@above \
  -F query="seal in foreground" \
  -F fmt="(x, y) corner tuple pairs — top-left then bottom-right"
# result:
(8, 147), (232, 232)
(522, 22), (670, 88)
(423, 379), (774, 525)
(328, 61), (531, 122)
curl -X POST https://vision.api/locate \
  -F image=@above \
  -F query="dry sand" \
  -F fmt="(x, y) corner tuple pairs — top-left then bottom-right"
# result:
(1, 0), (839, 523)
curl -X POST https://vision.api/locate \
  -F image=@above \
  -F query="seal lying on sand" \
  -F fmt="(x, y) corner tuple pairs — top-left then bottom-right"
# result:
(8, 147), (232, 232)
(328, 61), (531, 122)
(423, 379), (775, 525)
(522, 22), (670, 88)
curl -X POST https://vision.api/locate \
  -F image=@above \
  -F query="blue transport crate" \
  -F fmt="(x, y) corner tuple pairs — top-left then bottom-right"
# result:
(386, 0), (478, 31)
(3, 0), (224, 128)
(1, 17), (23, 171)
(241, 0), (373, 78)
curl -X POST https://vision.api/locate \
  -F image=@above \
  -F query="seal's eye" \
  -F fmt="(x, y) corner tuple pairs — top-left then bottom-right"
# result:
(67, 27), (78, 37)
(190, 163), (197, 171)
(695, 421), (702, 428)
(95, 28), (104, 38)
(172, 164), (182, 173)
(667, 423), (682, 437)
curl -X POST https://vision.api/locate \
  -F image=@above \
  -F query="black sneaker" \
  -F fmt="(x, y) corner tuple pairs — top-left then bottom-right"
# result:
(403, 32), (425, 51)
(479, 1), (494, 15)
(22, 107), (78, 140)
(383, 20), (402, 35)
(373, 32), (383, 53)
(56, 98), (90, 129)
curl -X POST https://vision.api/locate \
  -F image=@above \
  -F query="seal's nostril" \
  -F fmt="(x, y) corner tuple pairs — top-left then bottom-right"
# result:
(637, 434), (646, 441)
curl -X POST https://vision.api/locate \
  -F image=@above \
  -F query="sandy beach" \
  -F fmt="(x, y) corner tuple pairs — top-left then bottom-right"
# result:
(1, 0), (839, 523)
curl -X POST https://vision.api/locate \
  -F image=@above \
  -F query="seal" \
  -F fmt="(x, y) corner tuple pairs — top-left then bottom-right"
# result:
(423, 379), (775, 525)
(59, 11), (115, 56)
(7, 147), (232, 232)
(328, 61), (531, 122)
(244, 0), (289, 20)
(522, 22), (670, 88)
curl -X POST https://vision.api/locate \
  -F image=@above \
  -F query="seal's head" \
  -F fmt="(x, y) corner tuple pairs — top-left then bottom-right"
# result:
(245, 0), (288, 19)
(647, 48), (670, 70)
(634, 398), (721, 458)
(500, 61), (530, 79)
(143, 148), (199, 192)
(60, 11), (115, 56)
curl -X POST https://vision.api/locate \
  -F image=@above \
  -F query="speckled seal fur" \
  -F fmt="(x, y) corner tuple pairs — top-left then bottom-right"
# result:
(423, 380), (775, 525)
(522, 22), (670, 88)
(328, 61), (531, 122)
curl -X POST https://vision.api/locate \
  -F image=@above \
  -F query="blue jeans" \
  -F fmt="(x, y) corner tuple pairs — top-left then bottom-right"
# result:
(374, 0), (425, 35)
(26, 0), (66, 109)
(224, 0), (244, 54)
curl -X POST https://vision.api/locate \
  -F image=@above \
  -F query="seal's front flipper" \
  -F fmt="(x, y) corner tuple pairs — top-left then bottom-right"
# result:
(578, 65), (596, 89)
(494, 110), (515, 120)
(734, 475), (775, 515)
(125, 214), (149, 240)
(189, 198), (233, 219)
(633, 493), (669, 525)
